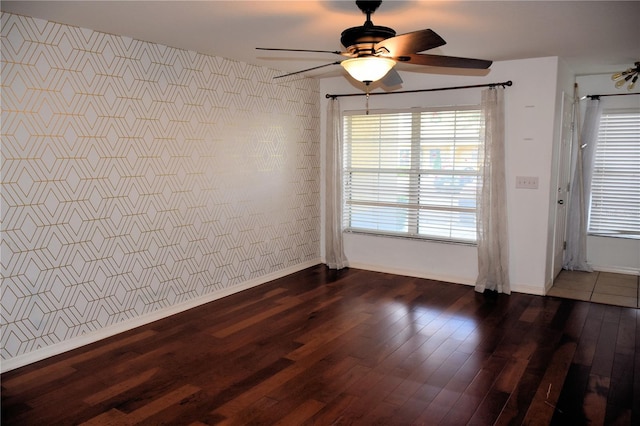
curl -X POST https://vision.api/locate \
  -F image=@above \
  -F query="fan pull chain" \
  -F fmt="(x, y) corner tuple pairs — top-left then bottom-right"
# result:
(365, 84), (370, 115)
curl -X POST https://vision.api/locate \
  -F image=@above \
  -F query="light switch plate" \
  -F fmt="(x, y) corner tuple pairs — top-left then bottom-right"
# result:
(516, 176), (539, 189)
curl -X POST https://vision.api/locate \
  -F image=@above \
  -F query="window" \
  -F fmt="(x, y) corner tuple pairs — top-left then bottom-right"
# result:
(588, 109), (640, 239)
(343, 106), (482, 243)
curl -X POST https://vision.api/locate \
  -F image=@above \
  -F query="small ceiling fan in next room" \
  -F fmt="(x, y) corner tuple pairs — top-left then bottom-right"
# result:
(257, 0), (493, 87)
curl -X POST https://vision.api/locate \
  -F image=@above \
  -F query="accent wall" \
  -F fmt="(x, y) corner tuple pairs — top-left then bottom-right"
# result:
(1, 13), (321, 370)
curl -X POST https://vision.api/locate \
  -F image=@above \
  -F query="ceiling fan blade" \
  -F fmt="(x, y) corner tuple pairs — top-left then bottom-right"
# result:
(375, 29), (446, 56)
(381, 68), (403, 87)
(257, 47), (345, 56)
(397, 53), (492, 69)
(273, 62), (342, 79)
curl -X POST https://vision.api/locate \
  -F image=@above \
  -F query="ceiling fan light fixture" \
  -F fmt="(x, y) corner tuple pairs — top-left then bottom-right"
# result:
(612, 61), (640, 91)
(341, 56), (396, 84)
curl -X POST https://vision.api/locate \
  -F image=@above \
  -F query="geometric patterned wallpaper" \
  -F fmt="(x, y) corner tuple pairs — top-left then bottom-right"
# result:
(0, 12), (320, 364)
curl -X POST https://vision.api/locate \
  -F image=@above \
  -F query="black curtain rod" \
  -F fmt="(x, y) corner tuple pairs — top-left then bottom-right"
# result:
(585, 92), (640, 100)
(325, 80), (512, 99)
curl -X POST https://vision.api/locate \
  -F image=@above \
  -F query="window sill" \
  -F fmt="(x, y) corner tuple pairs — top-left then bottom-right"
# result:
(344, 229), (477, 247)
(588, 233), (640, 241)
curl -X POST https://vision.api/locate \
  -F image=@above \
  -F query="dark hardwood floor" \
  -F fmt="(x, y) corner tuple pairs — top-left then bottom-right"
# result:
(2, 266), (638, 425)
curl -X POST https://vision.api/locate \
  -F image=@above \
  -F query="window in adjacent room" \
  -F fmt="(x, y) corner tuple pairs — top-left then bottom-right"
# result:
(343, 106), (483, 243)
(589, 108), (640, 239)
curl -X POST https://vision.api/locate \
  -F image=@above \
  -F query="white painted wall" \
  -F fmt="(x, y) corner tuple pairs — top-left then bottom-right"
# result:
(321, 57), (561, 295)
(576, 74), (640, 275)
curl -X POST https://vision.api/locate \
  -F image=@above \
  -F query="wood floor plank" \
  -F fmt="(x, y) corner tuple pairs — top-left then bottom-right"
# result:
(307, 393), (357, 425)
(273, 398), (325, 425)
(446, 354), (508, 424)
(211, 295), (304, 338)
(0, 362), (77, 393)
(329, 369), (399, 424)
(286, 312), (371, 361)
(212, 333), (354, 418)
(493, 357), (530, 395)
(591, 317), (621, 378)
(497, 370), (550, 426)
(605, 354), (634, 425)
(467, 388), (511, 425)
(122, 384), (201, 424)
(416, 387), (464, 424)
(573, 303), (607, 367)
(520, 339), (577, 425)
(83, 368), (160, 406)
(2, 329), (157, 394)
(551, 363), (591, 425)
(213, 396), (278, 426)
(583, 374), (610, 425)
(80, 408), (127, 425)
(2, 265), (637, 425)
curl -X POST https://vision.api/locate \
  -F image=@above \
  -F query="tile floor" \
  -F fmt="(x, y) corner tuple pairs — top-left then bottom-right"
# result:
(548, 270), (640, 308)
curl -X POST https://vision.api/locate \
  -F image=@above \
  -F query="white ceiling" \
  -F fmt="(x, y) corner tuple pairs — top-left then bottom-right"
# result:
(3, 1), (640, 81)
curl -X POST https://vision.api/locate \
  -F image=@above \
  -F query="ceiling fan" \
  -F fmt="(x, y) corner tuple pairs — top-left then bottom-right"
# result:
(257, 0), (492, 86)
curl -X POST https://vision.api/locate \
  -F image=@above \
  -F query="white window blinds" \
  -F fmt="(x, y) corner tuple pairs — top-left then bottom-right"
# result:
(589, 109), (640, 238)
(343, 106), (482, 243)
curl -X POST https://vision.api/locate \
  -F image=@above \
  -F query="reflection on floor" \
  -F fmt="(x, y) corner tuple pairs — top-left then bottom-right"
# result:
(549, 269), (639, 308)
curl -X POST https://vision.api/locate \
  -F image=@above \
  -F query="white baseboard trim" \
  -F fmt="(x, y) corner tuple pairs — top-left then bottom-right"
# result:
(592, 265), (640, 276)
(348, 262), (546, 296)
(347, 261), (476, 286)
(1, 259), (321, 373)
(511, 283), (546, 296)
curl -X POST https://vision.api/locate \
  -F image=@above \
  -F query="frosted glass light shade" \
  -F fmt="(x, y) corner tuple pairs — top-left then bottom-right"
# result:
(341, 57), (396, 84)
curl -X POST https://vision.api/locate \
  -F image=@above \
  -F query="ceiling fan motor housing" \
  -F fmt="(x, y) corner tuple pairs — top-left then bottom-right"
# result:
(341, 24), (396, 55)
(342, 1), (395, 56)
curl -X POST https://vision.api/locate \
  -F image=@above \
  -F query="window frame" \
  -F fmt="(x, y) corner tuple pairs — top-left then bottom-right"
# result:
(342, 105), (483, 244)
(588, 107), (640, 240)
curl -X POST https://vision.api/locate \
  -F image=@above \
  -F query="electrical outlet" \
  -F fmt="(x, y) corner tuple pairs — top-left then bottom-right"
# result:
(516, 176), (539, 189)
